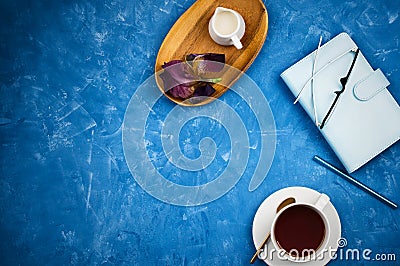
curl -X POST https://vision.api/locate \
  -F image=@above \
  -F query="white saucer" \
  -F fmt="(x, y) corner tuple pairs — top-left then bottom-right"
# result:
(252, 187), (341, 265)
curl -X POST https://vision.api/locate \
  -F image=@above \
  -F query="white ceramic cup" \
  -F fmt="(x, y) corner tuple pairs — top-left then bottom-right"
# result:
(208, 7), (245, 49)
(270, 194), (331, 263)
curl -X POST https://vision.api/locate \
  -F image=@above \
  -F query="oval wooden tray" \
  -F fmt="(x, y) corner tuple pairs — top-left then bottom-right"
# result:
(155, 0), (268, 106)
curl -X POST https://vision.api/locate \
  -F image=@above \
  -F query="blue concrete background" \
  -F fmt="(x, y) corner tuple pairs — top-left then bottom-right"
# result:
(0, 0), (399, 265)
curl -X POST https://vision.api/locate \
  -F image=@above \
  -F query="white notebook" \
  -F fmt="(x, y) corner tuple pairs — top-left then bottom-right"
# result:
(281, 32), (400, 173)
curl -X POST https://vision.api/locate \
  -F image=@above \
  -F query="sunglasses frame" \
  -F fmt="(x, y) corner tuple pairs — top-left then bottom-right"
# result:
(294, 44), (360, 129)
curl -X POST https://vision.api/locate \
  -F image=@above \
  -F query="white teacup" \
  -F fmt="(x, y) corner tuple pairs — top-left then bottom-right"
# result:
(270, 194), (331, 262)
(208, 7), (245, 49)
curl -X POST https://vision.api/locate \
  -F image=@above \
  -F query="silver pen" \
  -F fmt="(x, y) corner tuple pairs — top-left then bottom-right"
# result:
(313, 155), (397, 209)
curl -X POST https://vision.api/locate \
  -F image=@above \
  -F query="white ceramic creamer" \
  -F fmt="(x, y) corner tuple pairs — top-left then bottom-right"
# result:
(208, 7), (245, 49)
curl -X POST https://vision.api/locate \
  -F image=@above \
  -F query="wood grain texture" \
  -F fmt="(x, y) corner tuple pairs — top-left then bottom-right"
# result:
(155, 0), (268, 106)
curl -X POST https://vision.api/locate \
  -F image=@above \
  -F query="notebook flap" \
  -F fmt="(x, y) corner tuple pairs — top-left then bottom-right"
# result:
(353, 69), (390, 101)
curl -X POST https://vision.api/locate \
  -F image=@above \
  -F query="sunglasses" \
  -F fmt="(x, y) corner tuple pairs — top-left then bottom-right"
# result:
(294, 43), (360, 129)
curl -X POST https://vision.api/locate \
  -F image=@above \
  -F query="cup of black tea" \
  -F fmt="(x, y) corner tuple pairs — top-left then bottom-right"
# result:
(270, 194), (331, 262)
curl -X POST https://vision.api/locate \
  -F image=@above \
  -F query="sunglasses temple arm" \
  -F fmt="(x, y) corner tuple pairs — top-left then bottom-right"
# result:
(311, 36), (323, 126)
(320, 92), (341, 129)
(294, 47), (357, 104)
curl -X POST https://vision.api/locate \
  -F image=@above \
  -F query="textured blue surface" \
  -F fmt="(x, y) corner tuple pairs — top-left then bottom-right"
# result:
(0, 0), (399, 265)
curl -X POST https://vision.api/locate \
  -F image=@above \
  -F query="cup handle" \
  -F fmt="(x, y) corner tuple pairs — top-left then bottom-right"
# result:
(231, 35), (243, 50)
(314, 193), (330, 211)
